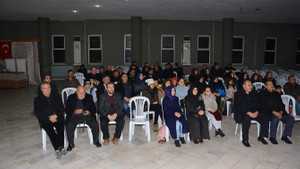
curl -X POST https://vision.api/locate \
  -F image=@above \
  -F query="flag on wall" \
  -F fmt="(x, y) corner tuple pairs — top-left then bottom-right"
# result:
(0, 41), (12, 60)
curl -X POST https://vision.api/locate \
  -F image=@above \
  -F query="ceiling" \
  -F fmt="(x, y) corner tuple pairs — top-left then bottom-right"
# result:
(1, 0), (300, 23)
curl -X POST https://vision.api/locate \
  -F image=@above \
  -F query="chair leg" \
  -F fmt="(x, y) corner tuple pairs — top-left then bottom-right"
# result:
(239, 125), (242, 141)
(209, 120), (212, 130)
(129, 122), (132, 142)
(87, 126), (93, 144)
(74, 128), (78, 138)
(256, 123), (260, 137)
(186, 133), (190, 142)
(147, 122), (150, 142)
(42, 129), (47, 151)
(235, 123), (239, 135)
(279, 121), (283, 138)
(226, 101), (230, 117)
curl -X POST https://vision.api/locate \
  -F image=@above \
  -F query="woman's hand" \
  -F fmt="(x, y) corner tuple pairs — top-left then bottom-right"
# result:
(174, 112), (181, 118)
(198, 110), (205, 115)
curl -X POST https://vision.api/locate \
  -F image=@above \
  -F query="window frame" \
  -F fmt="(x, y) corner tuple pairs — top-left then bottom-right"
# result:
(124, 34), (131, 65)
(52, 35), (65, 65)
(197, 35), (211, 64)
(88, 34), (103, 65)
(232, 36), (245, 65)
(161, 35), (175, 64)
(264, 37), (277, 65)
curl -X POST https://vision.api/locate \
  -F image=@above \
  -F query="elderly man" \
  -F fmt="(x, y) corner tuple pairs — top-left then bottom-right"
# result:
(284, 75), (300, 115)
(34, 82), (66, 159)
(65, 86), (101, 151)
(260, 80), (294, 144)
(99, 82), (124, 145)
(234, 80), (269, 147)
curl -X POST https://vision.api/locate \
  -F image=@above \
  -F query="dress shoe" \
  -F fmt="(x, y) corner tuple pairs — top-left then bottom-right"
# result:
(103, 138), (109, 145)
(193, 139), (199, 144)
(174, 140), (181, 147)
(269, 137), (278, 144)
(281, 136), (293, 144)
(258, 137), (268, 145)
(199, 139), (203, 143)
(242, 140), (251, 147)
(179, 137), (186, 144)
(67, 143), (75, 151)
(112, 137), (119, 144)
(94, 142), (102, 148)
(215, 129), (225, 137)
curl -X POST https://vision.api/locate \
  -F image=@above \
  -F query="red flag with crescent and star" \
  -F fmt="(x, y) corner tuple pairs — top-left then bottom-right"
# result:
(0, 41), (12, 60)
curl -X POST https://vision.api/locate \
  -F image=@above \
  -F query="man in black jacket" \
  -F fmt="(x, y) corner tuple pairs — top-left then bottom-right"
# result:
(34, 82), (66, 159)
(234, 80), (269, 147)
(99, 82), (124, 145)
(260, 80), (294, 144)
(65, 86), (101, 151)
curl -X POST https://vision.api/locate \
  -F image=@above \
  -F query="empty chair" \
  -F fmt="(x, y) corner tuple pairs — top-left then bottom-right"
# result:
(281, 95), (299, 121)
(128, 96), (151, 142)
(252, 82), (265, 91)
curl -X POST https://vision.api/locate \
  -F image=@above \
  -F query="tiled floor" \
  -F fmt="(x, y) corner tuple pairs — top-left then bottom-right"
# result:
(0, 83), (299, 169)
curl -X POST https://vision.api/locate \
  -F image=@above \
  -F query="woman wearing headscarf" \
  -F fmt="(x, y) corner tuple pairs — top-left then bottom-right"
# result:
(188, 68), (199, 84)
(163, 86), (188, 147)
(185, 86), (210, 144)
(194, 76), (208, 94)
(133, 72), (147, 96)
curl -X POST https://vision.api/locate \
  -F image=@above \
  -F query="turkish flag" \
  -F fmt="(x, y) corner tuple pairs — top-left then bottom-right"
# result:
(0, 41), (12, 60)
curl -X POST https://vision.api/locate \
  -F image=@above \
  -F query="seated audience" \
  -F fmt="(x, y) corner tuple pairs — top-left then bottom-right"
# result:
(105, 65), (113, 78)
(238, 72), (249, 89)
(65, 86), (101, 151)
(153, 65), (163, 83)
(275, 85), (283, 95)
(77, 64), (87, 77)
(185, 86), (210, 144)
(98, 66), (106, 81)
(171, 77), (178, 87)
(115, 73), (134, 117)
(234, 80), (269, 147)
(117, 67), (124, 76)
(262, 71), (276, 85)
(143, 78), (163, 132)
(145, 68), (154, 80)
(111, 70), (121, 83)
(37, 74), (58, 96)
(84, 81), (97, 107)
(163, 86), (188, 147)
(250, 73), (262, 83)
(210, 62), (222, 78)
(163, 63), (175, 80)
(283, 75), (300, 115)
(173, 63), (183, 79)
(142, 62), (150, 77)
(99, 82), (125, 145)
(224, 63), (236, 71)
(260, 81), (294, 144)
(194, 76), (208, 94)
(86, 67), (101, 86)
(96, 75), (111, 100)
(133, 73), (147, 96)
(189, 68), (199, 84)
(34, 82), (66, 159)
(201, 87), (225, 137)
(225, 78), (237, 115)
(63, 70), (80, 88)
(175, 78), (189, 106)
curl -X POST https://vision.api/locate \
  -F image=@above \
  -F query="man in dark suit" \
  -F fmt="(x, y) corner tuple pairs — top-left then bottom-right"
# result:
(99, 82), (124, 145)
(65, 86), (101, 151)
(260, 80), (294, 144)
(234, 80), (269, 147)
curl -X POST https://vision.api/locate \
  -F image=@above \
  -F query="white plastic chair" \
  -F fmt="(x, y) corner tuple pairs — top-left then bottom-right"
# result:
(76, 76), (85, 86)
(218, 77), (225, 86)
(42, 127), (67, 151)
(226, 101), (231, 117)
(252, 82), (265, 91)
(74, 72), (84, 78)
(184, 75), (190, 82)
(281, 95), (299, 121)
(173, 71), (178, 78)
(74, 124), (93, 144)
(61, 87), (77, 106)
(235, 120), (260, 141)
(128, 96), (151, 142)
(100, 120), (123, 143)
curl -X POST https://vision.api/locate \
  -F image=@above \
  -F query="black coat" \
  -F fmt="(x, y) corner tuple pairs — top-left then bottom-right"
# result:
(34, 93), (64, 126)
(259, 89), (287, 117)
(234, 89), (260, 123)
(115, 81), (134, 98)
(65, 93), (96, 122)
(98, 92), (123, 117)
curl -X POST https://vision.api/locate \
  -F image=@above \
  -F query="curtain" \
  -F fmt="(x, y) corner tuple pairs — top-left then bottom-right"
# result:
(11, 42), (41, 84)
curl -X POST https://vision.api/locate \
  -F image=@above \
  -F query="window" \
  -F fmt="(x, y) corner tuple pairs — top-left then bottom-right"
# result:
(232, 36), (244, 64)
(124, 34), (131, 64)
(297, 38), (300, 65)
(264, 37), (277, 64)
(52, 35), (65, 64)
(197, 35), (210, 64)
(88, 35), (102, 64)
(161, 35), (175, 63)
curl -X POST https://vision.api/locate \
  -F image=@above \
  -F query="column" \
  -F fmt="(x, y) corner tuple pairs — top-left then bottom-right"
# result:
(222, 18), (234, 67)
(38, 17), (51, 77)
(131, 16), (142, 66)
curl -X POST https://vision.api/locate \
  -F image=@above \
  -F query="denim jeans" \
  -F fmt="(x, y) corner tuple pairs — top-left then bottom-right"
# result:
(268, 115), (294, 138)
(296, 100), (300, 115)
(123, 99), (130, 117)
(176, 120), (184, 140)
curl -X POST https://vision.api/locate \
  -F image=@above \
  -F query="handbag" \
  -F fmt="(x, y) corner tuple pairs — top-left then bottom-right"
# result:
(209, 110), (222, 121)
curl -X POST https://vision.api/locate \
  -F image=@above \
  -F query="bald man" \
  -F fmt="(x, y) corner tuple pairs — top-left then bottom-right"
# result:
(65, 86), (101, 151)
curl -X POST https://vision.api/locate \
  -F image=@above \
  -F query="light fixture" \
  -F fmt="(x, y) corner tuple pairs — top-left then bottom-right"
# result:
(72, 10), (79, 13)
(94, 4), (102, 8)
